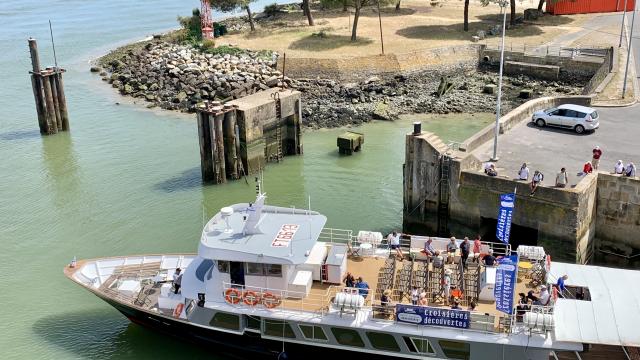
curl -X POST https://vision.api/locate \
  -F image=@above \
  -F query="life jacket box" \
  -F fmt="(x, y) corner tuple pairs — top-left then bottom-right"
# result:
(325, 244), (348, 284)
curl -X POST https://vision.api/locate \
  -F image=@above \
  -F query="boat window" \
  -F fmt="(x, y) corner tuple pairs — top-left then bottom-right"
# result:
(438, 340), (470, 359)
(330, 327), (365, 347)
(246, 262), (264, 276)
(263, 320), (296, 338)
(217, 260), (229, 273)
(299, 325), (328, 341)
(195, 259), (214, 281)
(403, 336), (435, 354)
(209, 312), (240, 331)
(185, 299), (196, 317)
(366, 331), (400, 352)
(245, 315), (261, 330)
(265, 264), (282, 277)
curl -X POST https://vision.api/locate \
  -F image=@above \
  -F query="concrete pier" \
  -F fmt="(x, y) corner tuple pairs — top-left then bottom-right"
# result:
(196, 89), (302, 183)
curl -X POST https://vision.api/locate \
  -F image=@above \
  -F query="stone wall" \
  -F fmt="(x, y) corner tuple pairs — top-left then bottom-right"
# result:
(595, 173), (640, 254)
(504, 61), (559, 80)
(283, 45), (479, 81)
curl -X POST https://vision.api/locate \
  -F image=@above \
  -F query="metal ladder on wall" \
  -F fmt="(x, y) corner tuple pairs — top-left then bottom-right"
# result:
(437, 154), (451, 236)
(271, 92), (284, 163)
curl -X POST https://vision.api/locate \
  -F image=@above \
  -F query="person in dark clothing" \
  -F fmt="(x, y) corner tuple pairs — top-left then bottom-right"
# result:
(173, 268), (183, 294)
(482, 250), (496, 266)
(526, 290), (539, 303)
(516, 293), (530, 321)
(343, 272), (355, 288)
(460, 237), (470, 268)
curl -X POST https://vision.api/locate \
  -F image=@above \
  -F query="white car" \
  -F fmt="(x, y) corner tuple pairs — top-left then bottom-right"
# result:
(531, 104), (600, 134)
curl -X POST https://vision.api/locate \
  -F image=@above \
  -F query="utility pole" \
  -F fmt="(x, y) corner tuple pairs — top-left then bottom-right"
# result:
(377, 0), (385, 55)
(623, 1), (637, 98)
(491, 1), (508, 162)
(620, 0), (629, 48)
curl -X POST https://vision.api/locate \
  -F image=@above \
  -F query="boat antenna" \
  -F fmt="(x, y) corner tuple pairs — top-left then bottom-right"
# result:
(48, 20), (58, 69)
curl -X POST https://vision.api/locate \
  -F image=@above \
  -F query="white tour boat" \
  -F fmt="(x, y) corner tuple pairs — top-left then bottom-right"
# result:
(65, 184), (640, 359)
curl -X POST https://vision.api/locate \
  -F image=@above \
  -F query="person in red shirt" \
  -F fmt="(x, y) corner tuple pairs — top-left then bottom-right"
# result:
(583, 161), (593, 174)
(473, 236), (482, 263)
(592, 146), (602, 170)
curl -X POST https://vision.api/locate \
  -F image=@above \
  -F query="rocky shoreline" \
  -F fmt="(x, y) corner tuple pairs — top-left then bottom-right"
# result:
(94, 39), (588, 129)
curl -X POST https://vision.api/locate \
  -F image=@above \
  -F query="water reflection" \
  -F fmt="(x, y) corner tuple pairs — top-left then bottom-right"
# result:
(0, 129), (41, 141)
(41, 132), (82, 208)
(153, 167), (203, 193)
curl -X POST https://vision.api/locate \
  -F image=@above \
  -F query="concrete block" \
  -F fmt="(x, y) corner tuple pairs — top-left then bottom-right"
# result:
(471, 36), (480, 43)
(483, 84), (496, 94)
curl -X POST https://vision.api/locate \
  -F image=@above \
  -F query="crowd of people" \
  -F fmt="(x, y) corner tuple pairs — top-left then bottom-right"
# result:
(483, 145), (637, 196)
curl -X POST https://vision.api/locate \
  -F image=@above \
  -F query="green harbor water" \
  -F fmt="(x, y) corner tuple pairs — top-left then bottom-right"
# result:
(0, 1), (493, 358)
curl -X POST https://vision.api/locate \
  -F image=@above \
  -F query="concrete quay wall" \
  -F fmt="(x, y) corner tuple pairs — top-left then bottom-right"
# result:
(595, 173), (640, 255)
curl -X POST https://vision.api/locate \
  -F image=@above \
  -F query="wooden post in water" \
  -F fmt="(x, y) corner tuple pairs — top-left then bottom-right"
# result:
(27, 38), (69, 135)
(196, 110), (215, 182)
(54, 71), (69, 130)
(214, 111), (226, 183)
(223, 104), (239, 180)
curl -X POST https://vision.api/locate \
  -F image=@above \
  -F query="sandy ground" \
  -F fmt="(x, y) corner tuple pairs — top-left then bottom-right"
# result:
(217, 0), (596, 59)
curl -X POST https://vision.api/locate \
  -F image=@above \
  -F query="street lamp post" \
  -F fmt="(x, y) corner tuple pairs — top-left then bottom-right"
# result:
(622, 1), (637, 98)
(620, 0), (630, 48)
(491, 1), (508, 162)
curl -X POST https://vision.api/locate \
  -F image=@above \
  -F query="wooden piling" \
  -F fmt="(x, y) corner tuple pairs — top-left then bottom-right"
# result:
(196, 111), (214, 182)
(48, 74), (62, 130)
(54, 71), (69, 131)
(42, 73), (58, 134)
(223, 105), (239, 180)
(213, 112), (226, 183)
(30, 75), (49, 134)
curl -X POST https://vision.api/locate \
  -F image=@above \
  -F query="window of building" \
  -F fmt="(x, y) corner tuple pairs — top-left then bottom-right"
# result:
(245, 315), (261, 330)
(403, 336), (435, 354)
(263, 320), (296, 338)
(366, 332), (400, 352)
(331, 327), (365, 347)
(438, 340), (470, 360)
(299, 325), (328, 341)
(209, 312), (240, 331)
(217, 260), (229, 273)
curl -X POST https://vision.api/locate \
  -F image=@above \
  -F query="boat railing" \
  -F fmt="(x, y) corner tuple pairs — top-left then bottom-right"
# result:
(319, 228), (353, 245)
(511, 305), (554, 335)
(222, 282), (349, 316)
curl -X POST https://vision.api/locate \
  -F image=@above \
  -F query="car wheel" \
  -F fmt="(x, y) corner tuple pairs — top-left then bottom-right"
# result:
(575, 125), (585, 134)
(536, 119), (546, 127)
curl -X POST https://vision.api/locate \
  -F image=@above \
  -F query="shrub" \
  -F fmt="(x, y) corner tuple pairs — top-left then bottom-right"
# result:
(264, 3), (279, 16)
(202, 38), (216, 51)
(177, 8), (202, 42)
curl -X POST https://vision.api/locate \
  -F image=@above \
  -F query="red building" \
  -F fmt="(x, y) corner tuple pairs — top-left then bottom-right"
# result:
(547, 0), (635, 15)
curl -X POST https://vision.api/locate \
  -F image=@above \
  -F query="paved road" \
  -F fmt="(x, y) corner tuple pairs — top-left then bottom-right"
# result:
(472, 104), (640, 188)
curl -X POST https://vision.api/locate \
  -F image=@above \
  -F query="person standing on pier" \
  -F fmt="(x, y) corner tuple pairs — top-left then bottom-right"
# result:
(530, 170), (544, 195)
(518, 163), (530, 181)
(592, 146), (602, 170)
(555, 168), (568, 188)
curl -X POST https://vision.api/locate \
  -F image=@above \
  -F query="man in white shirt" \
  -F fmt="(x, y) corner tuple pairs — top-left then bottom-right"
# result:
(387, 231), (404, 260)
(534, 285), (550, 306)
(518, 163), (530, 181)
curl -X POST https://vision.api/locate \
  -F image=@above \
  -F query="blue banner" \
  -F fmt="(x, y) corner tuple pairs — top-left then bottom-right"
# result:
(395, 304), (470, 329)
(494, 255), (518, 314)
(496, 193), (515, 244)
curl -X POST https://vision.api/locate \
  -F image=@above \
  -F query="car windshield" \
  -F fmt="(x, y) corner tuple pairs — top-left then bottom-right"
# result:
(546, 108), (557, 114)
(591, 111), (599, 119)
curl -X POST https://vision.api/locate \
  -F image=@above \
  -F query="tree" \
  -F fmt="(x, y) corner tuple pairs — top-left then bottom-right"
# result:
(209, 0), (257, 32)
(464, 0), (470, 31)
(302, 0), (314, 26)
(510, 0), (516, 26)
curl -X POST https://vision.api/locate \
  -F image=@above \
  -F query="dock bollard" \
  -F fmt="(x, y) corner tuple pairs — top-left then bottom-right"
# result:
(413, 122), (422, 135)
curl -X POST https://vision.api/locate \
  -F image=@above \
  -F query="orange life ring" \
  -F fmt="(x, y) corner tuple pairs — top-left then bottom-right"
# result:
(261, 292), (281, 309)
(225, 288), (241, 304)
(243, 291), (260, 306)
(173, 302), (184, 318)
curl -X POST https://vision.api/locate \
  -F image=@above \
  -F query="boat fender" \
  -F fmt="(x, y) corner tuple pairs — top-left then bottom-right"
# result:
(243, 290), (260, 306)
(173, 302), (184, 318)
(262, 292), (281, 309)
(225, 288), (242, 304)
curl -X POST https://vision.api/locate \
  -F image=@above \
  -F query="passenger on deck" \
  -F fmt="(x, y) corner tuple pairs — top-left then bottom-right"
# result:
(343, 272), (355, 288)
(556, 275), (568, 298)
(526, 290), (539, 303)
(446, 237), (458, 264)
(419, 291), (428, 306)
(381, 289), (392, 307)
(516, 293), (530, 321)
(388, 231), (404, 261)
(468, 300), (477, 312)
(355, 277), (370, 299)
(482, 249), (496, 266)
(421, 238), (436, 260)
(451, 299), (461, 310)
(534, 285), (551, 306)
(173, 268), (182, 294)
(432, 251), (444, 268)
(411, 286), (419, 305)
(443, 269), (452, 305)
(472, 236), (482, 263)
(460, 237), (470, 269)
